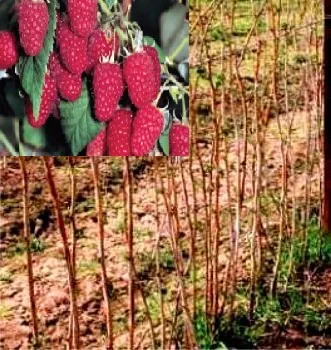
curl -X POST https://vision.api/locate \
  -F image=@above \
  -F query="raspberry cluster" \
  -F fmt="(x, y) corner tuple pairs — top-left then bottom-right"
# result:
(0, 0), (189, 156)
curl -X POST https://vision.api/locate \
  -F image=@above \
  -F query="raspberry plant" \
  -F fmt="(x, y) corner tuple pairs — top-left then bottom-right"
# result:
(0, 0), (189, 156)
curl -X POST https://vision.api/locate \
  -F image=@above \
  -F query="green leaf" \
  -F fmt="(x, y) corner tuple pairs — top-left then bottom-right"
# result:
(143, 36), (166, 64)
(169, 86), (180, 104)
(158, 133), (169, 156)
(18, 0), (58, 119)
(22, 118), (47, 149)
(158, 112), (171, 156)
(59, 80), (104, 155)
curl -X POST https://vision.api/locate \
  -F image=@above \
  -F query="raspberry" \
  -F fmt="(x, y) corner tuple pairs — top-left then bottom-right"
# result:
(87, 29), (120, 72)
(107, 110), (132, 156)
(169, 124), (189, 156)
(48, 52), (82, 101)
(131, 105), (163, 156)
(123, 51), (155, 108)
(68, 0), (97, 38)
(58, 21), (88, 75)
(93, 62), (124, 122)
(48, 52), (61, 77)
(86, 128), (106, 156)
(25, 73), (57, 128)
(17, 0), (49, 56)
(143, 45), (161, 100)
(0, 31), (19, 70)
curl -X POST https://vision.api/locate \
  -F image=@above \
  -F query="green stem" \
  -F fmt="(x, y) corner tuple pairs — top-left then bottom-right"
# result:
(0, 130), (19, 156)
(98, 0), (112, 16)
(168, 36), (188, 63)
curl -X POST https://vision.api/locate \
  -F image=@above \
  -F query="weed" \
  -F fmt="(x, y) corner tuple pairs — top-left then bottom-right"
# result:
(0, 303), (12, 320)
(0, 268), (13, 283)
(77, 259), (99, 278)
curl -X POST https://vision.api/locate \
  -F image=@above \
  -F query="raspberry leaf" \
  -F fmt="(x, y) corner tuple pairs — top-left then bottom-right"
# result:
(158, 112), (171, 156)
(22, 118), (48, 149)
(60, 79), (104, 155)
(18, 0), (57, 119)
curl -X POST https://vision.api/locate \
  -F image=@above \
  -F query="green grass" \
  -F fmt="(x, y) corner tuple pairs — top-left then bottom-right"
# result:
(0, 268), (13, 283)
(0, 304), (13, 320)
(77, 259), (99, 278)
(7, 238), (47, 258)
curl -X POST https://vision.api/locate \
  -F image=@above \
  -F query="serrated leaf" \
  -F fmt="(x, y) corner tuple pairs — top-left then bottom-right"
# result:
(158, 134), (169, 156)
(18, 0), (57, 118)
(59, 80), (104, 155)
(22, 118), (47, 149)
(143, 36), (166, 64)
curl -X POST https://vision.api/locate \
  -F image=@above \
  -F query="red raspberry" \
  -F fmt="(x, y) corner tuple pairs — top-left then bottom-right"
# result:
(131, 105), (163, 156)
(58, 21), (88, 74)
(107, 110), (132, 156)
(87, 29), (120, 72)
(93, 62), (124, 122)
(48, 52), (82, 101)
(68, 0), (97, 38)
(25, 73), (57, 128)
(169, 124), (189, 156)
(57, 68), (82, 102)
(0, 31), (19, 70)
(123, 51), (155, 108)
(86, 128), (106, 156)
(143, 45), (161, 100)
(17, 0), (49, 56)
(48, 52), (61, 77)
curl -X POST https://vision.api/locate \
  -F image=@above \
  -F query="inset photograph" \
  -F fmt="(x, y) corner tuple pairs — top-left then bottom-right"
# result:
(0, 0), (189, 156)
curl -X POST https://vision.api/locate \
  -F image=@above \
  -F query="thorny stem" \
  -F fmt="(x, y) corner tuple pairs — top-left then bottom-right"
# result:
(43, 157), (80, 349)
(123, 157), (135, 350)
(67, 156), (78, 348)
(19, 157), (39, 343)
(91, 158), (113, 350)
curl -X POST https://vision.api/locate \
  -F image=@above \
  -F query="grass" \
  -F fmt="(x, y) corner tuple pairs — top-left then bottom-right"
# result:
(77, 259), (99, 278)
(0, 304), (13, 320)
(6, 237), (47, 258)
(0, 268), (13, 283)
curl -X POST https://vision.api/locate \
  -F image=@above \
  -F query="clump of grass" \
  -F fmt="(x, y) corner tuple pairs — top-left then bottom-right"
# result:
(0, 304), (13, 320)
(0, 268), (13, 283)
(77, 260), (99, 278)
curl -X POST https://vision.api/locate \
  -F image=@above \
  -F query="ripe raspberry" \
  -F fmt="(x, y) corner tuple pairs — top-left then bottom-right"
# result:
(87, 29), (120, 72)
(48, 52), (61, 77)
(58, 21), (88, 74)
(143, 45), (161, 100)
(17, 0), (49, 56)
(169, 124), (189, 156)
(25, 73), (57, 128)
(107, 110), (132, 156)
(93, 62), (124, 122)
(131, 105), (163, 156)
(48, 52), (82, 101)
(0, 31), (19, 70)
(68, 0), (97, 38)
(123, 51), (155, 108)
(86, 128), (106, 156)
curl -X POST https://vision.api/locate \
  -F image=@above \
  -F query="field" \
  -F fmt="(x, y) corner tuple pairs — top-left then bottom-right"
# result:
(1, 0), (331, 349)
